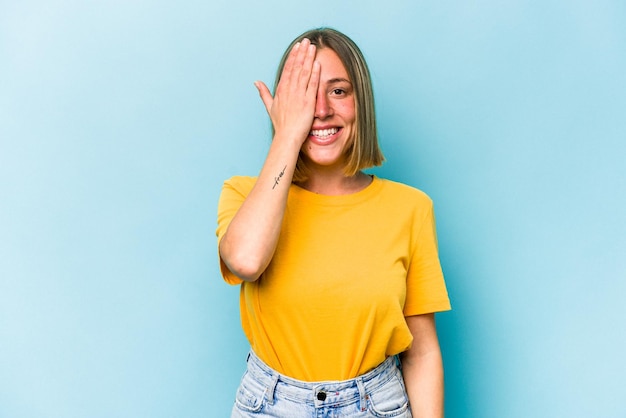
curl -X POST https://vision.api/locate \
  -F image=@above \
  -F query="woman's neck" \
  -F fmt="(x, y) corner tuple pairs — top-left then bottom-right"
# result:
(296, 171), (372, 196)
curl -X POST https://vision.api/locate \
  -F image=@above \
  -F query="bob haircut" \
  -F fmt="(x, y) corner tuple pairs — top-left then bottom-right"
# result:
(273, 28), (384, 182)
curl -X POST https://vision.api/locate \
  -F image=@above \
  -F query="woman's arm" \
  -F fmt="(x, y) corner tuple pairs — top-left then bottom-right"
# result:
(400, 314), (445, 418)
(219, 39), (320, 282)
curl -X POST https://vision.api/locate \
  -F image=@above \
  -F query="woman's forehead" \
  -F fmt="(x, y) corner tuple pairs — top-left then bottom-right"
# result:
(316, 48), (351, 82)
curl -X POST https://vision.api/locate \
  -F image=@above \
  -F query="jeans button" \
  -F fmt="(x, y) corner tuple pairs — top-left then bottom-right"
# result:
(317, 391), (327, 401)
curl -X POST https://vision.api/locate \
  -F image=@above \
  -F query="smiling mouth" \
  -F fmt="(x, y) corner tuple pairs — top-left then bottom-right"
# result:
(309, 127), (339, 138)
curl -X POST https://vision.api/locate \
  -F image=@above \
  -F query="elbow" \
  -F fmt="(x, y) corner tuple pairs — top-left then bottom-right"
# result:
(220, 244), (266, 282)
(229, 259), (264, 282)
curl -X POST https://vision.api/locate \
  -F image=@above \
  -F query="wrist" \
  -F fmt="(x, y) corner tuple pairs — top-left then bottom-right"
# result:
(271, 131), (307, 152)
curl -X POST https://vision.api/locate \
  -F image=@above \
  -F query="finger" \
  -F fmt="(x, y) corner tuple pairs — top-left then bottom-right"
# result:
(297, 42), (317, 91)
(287, 38), (311, 91)
(254, 81), (273, 115)
(306, 60), (321, 99)
(276, 41), (301, 94)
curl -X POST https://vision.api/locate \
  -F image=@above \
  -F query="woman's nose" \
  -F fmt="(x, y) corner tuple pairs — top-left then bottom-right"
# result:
(314, 93), (332, 119)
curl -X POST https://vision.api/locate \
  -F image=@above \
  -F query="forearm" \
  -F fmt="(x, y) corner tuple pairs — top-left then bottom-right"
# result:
(219, 135), (301, 281)
(220, 38), (319, 282)
(401, 349), (444, 418)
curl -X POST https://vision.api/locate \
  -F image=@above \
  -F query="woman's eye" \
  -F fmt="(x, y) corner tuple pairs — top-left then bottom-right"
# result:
(332, 89), (345, 95)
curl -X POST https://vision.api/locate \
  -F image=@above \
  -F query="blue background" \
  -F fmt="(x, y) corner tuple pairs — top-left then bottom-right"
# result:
(1, 1), (625, 417)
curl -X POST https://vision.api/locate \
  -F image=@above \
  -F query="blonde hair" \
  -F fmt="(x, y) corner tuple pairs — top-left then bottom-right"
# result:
(274, 28), (384, 182)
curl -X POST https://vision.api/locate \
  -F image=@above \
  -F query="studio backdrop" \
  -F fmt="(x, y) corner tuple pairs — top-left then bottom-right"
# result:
(1, 1), (625, 417)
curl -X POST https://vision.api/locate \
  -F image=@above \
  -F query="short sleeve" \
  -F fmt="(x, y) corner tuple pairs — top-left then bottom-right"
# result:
(216, 176), (256, 285)
(403, 201), (451, 316)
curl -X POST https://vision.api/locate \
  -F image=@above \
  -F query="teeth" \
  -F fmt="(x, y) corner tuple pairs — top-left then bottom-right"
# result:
(310, 128), (338, 138)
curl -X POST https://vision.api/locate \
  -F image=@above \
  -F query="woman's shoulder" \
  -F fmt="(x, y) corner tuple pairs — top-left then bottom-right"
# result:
(377, 177), (433, 205)
(222, 175), (258, 193)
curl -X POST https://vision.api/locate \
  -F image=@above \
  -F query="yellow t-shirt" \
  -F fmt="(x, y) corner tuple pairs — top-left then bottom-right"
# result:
(216, 175), (451, 382)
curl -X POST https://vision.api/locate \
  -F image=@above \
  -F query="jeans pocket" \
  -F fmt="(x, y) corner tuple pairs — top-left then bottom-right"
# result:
(367, 373), (411, 417)
(234, 371), (266, 413)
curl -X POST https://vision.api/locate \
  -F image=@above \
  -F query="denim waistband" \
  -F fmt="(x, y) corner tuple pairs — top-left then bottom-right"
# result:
(245, 350), (399, 409)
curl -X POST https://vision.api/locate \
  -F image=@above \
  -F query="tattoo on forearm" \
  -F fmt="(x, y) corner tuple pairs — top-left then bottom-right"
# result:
(272, 165), (287, 189)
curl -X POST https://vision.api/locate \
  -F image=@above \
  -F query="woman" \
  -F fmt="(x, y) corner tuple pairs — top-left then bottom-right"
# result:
(217, 27), (451, 418)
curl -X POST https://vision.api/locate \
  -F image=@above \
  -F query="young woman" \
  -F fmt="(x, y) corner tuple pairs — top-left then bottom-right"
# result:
(217, 27), (451, 418)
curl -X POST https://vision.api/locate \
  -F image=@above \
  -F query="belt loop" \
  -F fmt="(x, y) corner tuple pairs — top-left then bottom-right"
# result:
(356, 377), (367, 412)
(265, 372), (279, 405)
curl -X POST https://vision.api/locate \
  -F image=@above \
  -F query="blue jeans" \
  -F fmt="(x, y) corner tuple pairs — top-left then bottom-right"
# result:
(231, 351), (412, 417)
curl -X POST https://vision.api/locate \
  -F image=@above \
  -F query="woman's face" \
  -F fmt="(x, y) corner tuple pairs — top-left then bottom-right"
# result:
(301, 47), (356, 172)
